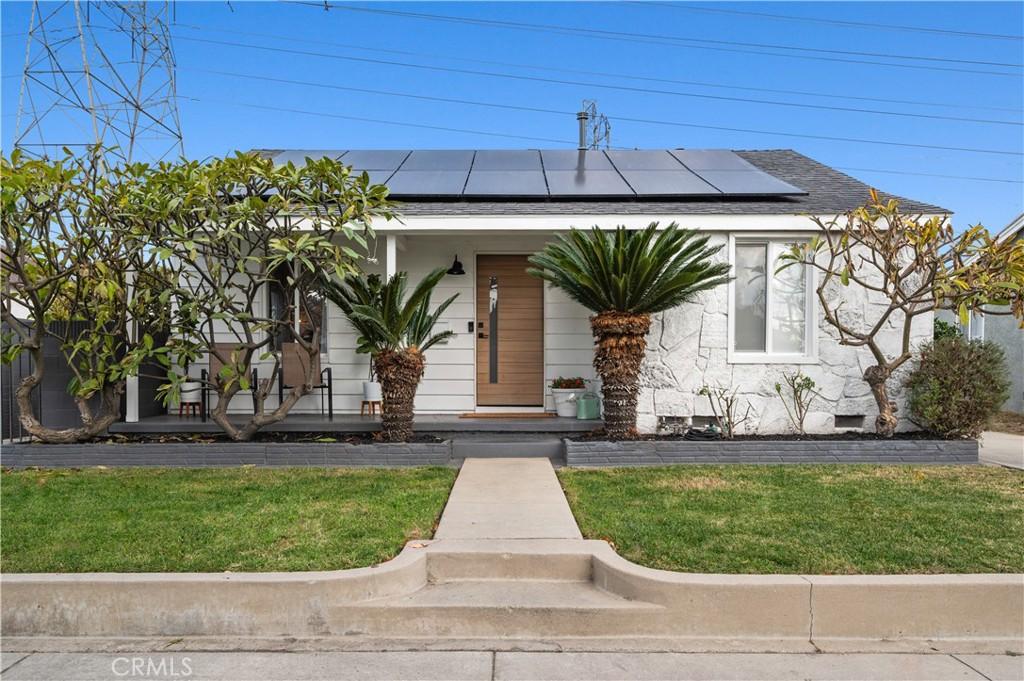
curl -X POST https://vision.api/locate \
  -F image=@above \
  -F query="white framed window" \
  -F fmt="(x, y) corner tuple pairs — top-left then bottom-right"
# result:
(727, 235), (816, 364)
(966, 310), (985, 341)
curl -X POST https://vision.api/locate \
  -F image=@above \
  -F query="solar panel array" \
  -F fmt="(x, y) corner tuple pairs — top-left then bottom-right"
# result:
(269, 149), (806, 199)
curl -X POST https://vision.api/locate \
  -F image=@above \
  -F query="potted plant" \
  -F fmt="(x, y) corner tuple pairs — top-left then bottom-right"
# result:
(362, 362), (382, 402)
(551, 376), (587, 417)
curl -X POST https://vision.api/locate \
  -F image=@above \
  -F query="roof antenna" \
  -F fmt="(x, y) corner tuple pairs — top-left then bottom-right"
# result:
(578, 100), (611, 150)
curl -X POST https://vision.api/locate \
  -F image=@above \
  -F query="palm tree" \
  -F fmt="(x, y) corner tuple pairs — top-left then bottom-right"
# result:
(528, 223), (731, 439)
(323, 267), (457, 441)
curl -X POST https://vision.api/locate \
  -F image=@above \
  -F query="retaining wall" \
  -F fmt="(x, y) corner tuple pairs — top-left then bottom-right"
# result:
(564, 438), (979, 466)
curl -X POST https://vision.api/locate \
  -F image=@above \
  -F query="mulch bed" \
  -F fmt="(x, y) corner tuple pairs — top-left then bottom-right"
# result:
(569, 429), (963, 442)
(80, 432), (446, 445)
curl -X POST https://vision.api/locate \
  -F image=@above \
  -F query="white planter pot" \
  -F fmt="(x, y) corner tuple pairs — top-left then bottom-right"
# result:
(180, 381), (201, 404)
(363, 381), (382, 401)
(551, 388), (585, 418)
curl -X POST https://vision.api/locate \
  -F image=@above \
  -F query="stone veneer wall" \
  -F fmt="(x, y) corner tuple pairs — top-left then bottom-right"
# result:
(636, 235), (933, 435)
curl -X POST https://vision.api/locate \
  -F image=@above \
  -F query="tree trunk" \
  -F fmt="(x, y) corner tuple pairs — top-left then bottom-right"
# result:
(864, 364), (898, 437)
(16, 350), (125, 443)
(375, 348), (425, 442)
(591, 311), (651, 440)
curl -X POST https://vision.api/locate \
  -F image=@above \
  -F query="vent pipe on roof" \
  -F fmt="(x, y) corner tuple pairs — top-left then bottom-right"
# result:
(576, 110), (589, 151)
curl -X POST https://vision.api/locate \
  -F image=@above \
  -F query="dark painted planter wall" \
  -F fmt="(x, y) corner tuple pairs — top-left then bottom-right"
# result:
(563, 438), (979, 466)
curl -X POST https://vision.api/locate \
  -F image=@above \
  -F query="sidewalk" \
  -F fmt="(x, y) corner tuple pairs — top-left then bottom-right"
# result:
(3, 651), (1021, 680)
(980, 431), (1024, 470)
(434, 457), (582, 540)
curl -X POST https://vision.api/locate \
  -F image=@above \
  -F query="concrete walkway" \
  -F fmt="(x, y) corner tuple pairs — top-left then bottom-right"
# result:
(3, 651), (1021, 680)
(434, 458), (582, 540)
(980, 431), (1024, 470)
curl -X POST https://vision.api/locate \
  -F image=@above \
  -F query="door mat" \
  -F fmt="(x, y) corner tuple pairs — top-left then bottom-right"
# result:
(459, 412), (555, 419)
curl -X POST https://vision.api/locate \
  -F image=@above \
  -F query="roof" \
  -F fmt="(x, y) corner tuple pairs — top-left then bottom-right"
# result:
(254, 148), (950, 217)
(993, 212), (1024, 245)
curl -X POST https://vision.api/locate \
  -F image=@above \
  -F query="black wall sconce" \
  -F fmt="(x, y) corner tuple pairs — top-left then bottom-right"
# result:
(446, 255), (466, 276)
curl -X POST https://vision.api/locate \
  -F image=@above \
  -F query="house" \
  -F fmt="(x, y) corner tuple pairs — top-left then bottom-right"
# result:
(125, 146), (948, 434)
(938, 212), (1024, 414)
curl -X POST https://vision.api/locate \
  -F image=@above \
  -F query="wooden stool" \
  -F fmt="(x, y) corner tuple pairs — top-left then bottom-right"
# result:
(178, 401), (201, 417)
(360, 400), (381, 417)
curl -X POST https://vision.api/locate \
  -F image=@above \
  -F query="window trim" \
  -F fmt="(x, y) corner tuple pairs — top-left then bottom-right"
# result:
(727, 233), (817, 365)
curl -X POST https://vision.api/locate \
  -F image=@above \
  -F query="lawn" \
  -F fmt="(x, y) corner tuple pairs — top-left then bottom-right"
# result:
(1, 466), (456, 573)
(558, 465), (1023, 574)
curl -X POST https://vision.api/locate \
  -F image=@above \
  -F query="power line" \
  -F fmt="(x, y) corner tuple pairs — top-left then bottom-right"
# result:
(292, 1), (1022, 77)
(835, 167), (1021, 184)
(170, 23), (1021, 115)
(640, 3), (1024, 42)
(173, 35), (1022, 128)
(180, 68), (1023, 159)
(183, 93), (1023, 184)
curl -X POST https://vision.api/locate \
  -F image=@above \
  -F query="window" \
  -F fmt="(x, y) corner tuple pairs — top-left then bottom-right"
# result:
(966, 310), (985, 342)
(729, 238), (814, 362)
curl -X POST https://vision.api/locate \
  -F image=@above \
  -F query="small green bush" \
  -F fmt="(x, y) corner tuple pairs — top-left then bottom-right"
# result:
(933, 318), (961, 340)
(906, 336), (1009, 438)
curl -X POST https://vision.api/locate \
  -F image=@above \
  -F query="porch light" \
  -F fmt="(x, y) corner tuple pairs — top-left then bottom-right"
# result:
(447, 255), (466, 276)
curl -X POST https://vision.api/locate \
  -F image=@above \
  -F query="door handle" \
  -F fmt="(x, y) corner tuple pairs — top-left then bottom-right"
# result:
(478, 332), (489, 339)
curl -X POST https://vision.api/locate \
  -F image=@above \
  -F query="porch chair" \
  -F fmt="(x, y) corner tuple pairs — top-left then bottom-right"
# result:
(200, 343), (262, 422)
(276, 342), (334, 420)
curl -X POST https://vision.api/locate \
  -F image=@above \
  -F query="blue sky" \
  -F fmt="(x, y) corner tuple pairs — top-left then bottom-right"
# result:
(3, 1), (1022, 230)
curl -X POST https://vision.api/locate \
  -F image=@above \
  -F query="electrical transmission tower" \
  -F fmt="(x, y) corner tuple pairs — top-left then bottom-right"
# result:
(581, 100), (611, 150)
(14, 1), (184, 164)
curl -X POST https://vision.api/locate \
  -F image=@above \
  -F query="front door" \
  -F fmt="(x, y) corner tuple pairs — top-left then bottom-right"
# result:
(476, 254), (544, 407)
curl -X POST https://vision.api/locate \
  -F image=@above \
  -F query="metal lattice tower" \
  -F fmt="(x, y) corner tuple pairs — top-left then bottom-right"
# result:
(14, 1), (184, 164)
(581, 100), (611, 150)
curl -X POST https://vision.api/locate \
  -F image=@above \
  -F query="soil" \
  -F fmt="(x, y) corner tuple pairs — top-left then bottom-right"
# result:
(80, 432), (446, 445)
(568, 429), (965, 442)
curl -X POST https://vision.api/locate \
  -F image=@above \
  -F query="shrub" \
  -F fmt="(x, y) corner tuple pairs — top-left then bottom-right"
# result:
(933, 318), (962, 340)
(551, 376), (586, 389)
(905, 336), (1009, 438)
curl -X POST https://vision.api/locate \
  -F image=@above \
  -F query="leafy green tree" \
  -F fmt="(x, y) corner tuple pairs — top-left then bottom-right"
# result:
(150, 152), (394, 441)
(782, 190), (1024, 437)
(1, 149), (177, 443)
(528, 224), (731, 439)
(323, 268), (456, 441)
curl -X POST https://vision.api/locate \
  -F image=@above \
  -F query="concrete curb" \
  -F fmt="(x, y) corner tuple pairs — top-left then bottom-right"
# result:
(2, 539), (1020, 652)
(564, 438), (979, 466)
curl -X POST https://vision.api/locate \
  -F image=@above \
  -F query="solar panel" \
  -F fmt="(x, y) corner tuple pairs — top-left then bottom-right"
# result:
(463, 170), (548, 196)
(272, 150), (345, 166)
(401, 150), (474, 171)
(472, 150), (542, 171)
(540, 150), (615, 171)
(355, 170), (398, 186)
(341, 150), (410, 170)
(617, 170), (721, 196)
(545, 170), (634, 197)
(385, 170), (469, 196)
(605, 150), (685, 171)
(670, 149), (753, 171)
(670, 150), (805, 195)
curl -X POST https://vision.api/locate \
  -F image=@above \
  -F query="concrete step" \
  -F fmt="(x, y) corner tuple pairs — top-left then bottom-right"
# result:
(333, 579), (662, 639)
(425, 540), (596, 582)
(450, 438), (564, 459)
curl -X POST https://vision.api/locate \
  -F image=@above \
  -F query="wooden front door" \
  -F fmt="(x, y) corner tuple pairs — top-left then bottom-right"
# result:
(476, 254), (544, 407)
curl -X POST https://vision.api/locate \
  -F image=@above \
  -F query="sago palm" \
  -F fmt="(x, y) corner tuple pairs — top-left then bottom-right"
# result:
(323, 267), (457, 441)
(528, 223), (731, 438)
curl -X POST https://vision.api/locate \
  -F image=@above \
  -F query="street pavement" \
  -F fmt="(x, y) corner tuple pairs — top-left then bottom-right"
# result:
(2, 651), (1022, 681)
(980, 431), (1024, 470)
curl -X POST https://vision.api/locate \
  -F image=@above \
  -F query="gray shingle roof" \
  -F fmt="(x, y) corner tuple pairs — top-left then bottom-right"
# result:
(255, 148), (949, 217)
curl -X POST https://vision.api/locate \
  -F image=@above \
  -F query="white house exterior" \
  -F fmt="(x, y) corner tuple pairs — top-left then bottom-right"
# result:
(145, 148), (948, 434)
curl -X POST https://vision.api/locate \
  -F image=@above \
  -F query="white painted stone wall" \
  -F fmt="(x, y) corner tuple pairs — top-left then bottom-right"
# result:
(637, 237), (933, 434)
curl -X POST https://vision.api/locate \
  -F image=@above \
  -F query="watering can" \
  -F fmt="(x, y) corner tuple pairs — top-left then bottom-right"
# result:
(576, 391), (601, 420)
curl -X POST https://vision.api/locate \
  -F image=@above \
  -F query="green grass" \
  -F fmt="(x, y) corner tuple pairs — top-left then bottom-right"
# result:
(1, 467), (456, 573)
(558, 465), (1024, 574)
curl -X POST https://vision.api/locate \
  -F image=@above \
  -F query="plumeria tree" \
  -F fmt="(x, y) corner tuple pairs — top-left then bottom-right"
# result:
(1, 149), (177, 443)
(529, 224), (731, 439)
(782, 190), (1024, 437)
(150, 152), (394, 441)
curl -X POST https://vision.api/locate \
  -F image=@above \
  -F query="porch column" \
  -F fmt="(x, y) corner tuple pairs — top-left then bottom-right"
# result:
(385, 234), (397, 279)
(124, 269), (139, 423)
